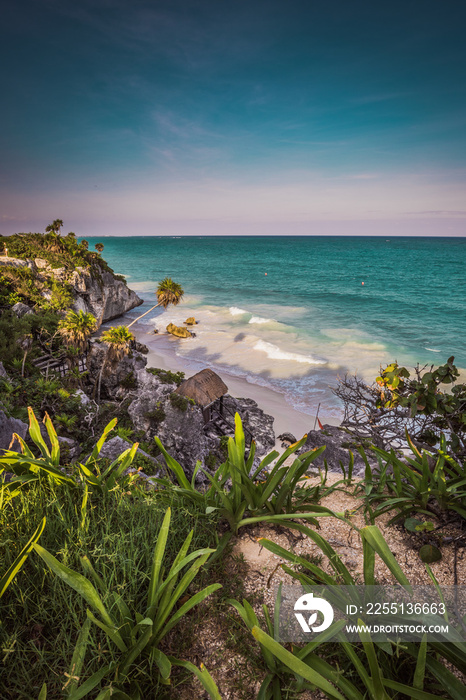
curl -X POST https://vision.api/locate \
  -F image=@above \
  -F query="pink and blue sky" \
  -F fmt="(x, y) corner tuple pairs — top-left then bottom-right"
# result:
(1, 0), (466, 236)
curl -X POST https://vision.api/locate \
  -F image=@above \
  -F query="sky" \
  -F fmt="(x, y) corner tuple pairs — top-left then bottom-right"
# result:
(1, 0), (466, 237)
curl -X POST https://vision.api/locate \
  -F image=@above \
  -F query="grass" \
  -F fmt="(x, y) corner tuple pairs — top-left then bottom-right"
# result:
(0, 480), (219, 698)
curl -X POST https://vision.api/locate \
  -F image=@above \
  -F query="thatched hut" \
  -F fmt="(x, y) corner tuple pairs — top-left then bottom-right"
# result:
(175, 368), (228, 423)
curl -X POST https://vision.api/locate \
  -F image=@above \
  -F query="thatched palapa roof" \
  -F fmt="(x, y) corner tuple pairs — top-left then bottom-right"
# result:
(175, 368), (228, 407)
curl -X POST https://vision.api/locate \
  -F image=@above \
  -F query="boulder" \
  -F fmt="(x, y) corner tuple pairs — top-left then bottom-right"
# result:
(0, 362), (8, 379)
(154, 400), (209, 480)
(297, 424), (378, 477)
(128, 372), (176, 437)
(184, 317), (196, 325)
(223, 396), (275, 458)
(0, 410), (28, 452)
(278, 432), (297, 447)
(86, 342), (147, 399)
(166, 323), (193, 338)
(12, 302), (34, 317)
(134, 341), (149, 354)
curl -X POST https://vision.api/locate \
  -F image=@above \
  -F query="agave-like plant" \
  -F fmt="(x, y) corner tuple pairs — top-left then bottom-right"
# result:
(153, 413), (344, 562)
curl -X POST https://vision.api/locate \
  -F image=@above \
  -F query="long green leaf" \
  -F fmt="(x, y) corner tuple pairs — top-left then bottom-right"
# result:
(43, 412), (60, 466)
(27, 407), (51, 458)
(251, 626), (345, 700)
(357, 619), (389, 700)
(382, 679), (457, 700)
(67, 664), (113, 700)
(151, 647), (171, 680)
(413, 634), (427, 690)
(169, 658), (222, 700)
(33, 545), (119, 635)
(0, 516), (46, 598)
(67, 618), (92, 694)
(147, 507), (171, 608)
(85, 418), (117, 465)
(153, 437), (192, 489)
(360, 526), (411, 588)
(85, 609), (128, 653)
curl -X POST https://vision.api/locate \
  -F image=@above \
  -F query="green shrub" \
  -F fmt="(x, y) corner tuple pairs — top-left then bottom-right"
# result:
(169, 391), (193, 412)
(146, 367), (185, 386)
(120, 371), (137, 389)
(144, 403), (166, 424)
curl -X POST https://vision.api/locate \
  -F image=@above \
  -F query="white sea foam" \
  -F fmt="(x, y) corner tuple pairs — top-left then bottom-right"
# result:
(249, 315), (274, 324)
(425, 347), (441, 352)
(254, 340), (326, 365)
(229, 306), (247, 316)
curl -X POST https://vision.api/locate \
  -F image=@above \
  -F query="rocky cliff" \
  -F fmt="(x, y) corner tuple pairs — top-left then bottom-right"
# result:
(0, 256), (142, 326)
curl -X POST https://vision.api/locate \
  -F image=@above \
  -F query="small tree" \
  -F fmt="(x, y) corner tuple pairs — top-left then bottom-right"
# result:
(334, 357), (466, 456)
(95, 243), (104, 253)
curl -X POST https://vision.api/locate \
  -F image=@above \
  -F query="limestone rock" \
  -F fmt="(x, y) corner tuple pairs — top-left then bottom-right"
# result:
(134, 341), (149, 354)
(184, 317), (196, 325)
(154, 400), (209, 480)
(166, 323), (193, 338)
(0, 362), (8, 378)
(0, 257), (31, 269)
(12, 302), (34, 317)
(127, 370), (177, 436)
(297, 425), (377, 477)
(68, 268), (143, 326)
(86, 342), (147, 400)
(0, 410), (28, 452)
(223, 396), (275, 457)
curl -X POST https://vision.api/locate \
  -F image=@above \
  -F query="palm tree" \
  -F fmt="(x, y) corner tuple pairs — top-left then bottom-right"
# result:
(96, 325), (135, 402)
(45, 219), (64, 234)
(127, 278), (184, 329)
(58, 310), (97, 354)
(95, 243), (104, 253)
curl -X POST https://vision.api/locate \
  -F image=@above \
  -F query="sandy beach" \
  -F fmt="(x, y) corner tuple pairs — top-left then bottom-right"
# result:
(123, 317), (341, 445)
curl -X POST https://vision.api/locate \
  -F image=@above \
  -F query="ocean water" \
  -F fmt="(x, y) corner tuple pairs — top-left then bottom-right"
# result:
(84, 236), (466, 419)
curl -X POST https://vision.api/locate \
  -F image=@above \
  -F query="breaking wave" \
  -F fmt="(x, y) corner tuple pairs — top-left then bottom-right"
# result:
(253, 340), (326, 365)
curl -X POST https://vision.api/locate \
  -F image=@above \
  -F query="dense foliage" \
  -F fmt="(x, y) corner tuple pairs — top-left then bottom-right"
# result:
(0, 229), (113, 273)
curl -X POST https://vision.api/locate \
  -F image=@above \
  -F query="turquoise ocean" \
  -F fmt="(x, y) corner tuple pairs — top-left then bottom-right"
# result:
(84, 236), (466, 420)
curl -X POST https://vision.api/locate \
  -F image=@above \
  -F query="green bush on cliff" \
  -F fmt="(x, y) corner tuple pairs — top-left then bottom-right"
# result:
(169, 391), (195, 412)
(146, 367), (185, 386)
